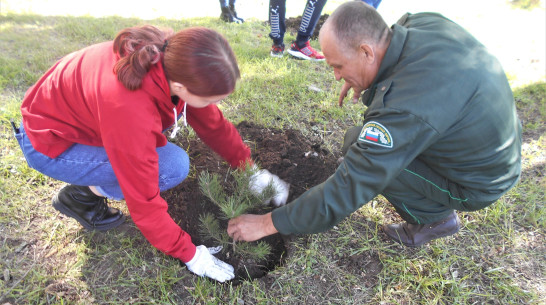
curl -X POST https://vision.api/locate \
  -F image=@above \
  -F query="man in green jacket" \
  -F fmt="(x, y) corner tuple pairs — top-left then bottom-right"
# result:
(228, 1), (522, 247)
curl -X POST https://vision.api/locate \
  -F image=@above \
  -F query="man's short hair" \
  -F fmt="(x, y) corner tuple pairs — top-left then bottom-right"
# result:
(326, 1), (389, 50)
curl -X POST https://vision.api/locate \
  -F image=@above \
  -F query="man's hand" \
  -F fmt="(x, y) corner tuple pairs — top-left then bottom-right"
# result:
(338, 82), (363, 107)
(227, 212), (277, 242)
(249, 169), (290, 207)
(185, 245), (235, 282)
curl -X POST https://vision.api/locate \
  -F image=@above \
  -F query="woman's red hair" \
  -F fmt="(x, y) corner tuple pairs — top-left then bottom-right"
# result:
(113, 25), (240, 96)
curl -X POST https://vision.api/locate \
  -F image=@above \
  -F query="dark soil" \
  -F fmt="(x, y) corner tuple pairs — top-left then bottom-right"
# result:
(283, 14), (329, 40)
(163, 121), (340, 281)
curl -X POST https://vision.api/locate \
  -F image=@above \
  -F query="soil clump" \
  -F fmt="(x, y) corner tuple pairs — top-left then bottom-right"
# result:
(284, 14), (329, 40)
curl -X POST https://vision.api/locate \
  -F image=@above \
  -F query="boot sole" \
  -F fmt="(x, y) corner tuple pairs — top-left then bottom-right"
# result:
(52, 198), (125, 231)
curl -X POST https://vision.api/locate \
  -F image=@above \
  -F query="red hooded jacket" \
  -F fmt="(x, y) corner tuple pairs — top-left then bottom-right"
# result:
(20, 41), (251, 262)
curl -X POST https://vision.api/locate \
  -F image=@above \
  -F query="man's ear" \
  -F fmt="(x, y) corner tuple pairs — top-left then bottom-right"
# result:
(359, 43), (376, 64)
(169, 81), (187, 96)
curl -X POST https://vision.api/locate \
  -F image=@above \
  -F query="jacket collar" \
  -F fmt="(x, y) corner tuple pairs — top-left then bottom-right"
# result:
(373, 23), (408, 85)
(362, 23), (408, 106)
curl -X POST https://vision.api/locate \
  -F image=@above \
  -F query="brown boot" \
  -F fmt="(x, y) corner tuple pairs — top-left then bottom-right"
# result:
(382, 211), (461, 247)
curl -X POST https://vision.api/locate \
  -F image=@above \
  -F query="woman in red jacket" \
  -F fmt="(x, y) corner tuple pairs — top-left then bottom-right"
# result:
(15, 25), (288, 282)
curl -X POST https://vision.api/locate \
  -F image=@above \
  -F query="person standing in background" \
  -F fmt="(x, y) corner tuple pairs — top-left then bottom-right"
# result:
(269, 0), (327, 61)
(219, 0), (244, 23)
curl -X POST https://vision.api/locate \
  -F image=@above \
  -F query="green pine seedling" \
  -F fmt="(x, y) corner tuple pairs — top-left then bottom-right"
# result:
(198, 165), (276, 261)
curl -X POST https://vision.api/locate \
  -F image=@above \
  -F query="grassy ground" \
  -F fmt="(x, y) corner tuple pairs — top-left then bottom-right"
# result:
(1, 3), (545, 304)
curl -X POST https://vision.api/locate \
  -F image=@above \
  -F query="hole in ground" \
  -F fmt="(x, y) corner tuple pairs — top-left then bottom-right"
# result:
(164, 121), (340, 280)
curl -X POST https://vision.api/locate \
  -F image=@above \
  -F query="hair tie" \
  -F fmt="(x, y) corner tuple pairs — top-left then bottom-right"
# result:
(161, 40), (169, 52)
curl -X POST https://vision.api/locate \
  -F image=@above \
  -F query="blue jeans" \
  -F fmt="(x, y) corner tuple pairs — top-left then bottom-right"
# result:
(14, 124), (189, 200)
(219, 0), (235, 7)
(363, 0), (382, 9)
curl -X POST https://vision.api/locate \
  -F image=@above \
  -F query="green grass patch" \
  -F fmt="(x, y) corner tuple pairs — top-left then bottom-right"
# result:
(0, 12), (544, 305)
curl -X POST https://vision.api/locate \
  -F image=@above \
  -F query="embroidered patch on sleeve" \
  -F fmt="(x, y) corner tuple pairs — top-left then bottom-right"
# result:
(358, 121), (393, 148)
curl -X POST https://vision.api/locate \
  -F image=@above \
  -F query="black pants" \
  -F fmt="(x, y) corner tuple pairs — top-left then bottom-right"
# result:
(269, 0), (327, 45)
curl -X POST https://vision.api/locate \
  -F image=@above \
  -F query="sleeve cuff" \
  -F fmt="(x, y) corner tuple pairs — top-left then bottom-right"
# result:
(178, 243), (197, 263)
(271, 205), (295, 235)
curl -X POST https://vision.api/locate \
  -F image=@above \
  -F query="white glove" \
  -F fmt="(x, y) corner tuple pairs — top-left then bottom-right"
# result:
(185, 245), (234, 282)
(249, 169), (290, 207)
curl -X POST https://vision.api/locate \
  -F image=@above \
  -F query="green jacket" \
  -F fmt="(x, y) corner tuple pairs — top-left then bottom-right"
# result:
(272, 12), (522, 235)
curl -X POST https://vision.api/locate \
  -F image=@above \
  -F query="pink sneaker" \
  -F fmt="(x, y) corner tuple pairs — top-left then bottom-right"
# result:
(287, 41), (325, 61)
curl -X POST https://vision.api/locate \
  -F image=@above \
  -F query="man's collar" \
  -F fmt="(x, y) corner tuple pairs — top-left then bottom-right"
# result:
(371, 23), (408, 85)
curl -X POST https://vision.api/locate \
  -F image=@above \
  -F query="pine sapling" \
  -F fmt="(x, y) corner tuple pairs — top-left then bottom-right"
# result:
(197, 165), (277, 261)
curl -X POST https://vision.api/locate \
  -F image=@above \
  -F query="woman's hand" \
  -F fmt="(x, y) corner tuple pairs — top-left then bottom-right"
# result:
(227, 212), (278, 242)
(185, 245), (234, 282)
(249, 169), (290, 207)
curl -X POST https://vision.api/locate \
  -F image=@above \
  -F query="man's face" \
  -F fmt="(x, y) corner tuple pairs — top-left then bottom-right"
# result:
(319, 25), (378, 91)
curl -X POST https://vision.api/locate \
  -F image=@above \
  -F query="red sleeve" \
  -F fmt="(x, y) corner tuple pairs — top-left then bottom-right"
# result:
(186, 104), (251, 168)
(100, 94), (196, 263)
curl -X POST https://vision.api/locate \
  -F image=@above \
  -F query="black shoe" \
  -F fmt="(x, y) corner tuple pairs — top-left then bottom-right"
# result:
(382, 211), (461, 247)
(220, 6), (242, 23)
(229, 4), (244, 23)
(52, 185), (125, 231)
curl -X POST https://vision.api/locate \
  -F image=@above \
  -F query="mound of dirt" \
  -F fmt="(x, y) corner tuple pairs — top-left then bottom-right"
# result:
(285, 14), (329, 40)
(163, 121), (340, 280)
